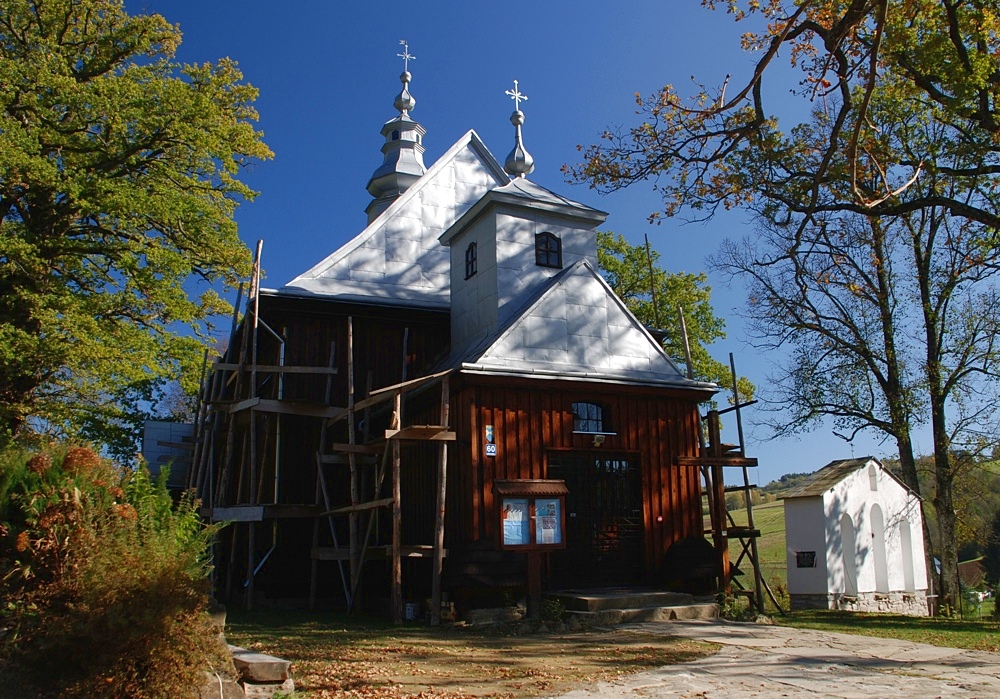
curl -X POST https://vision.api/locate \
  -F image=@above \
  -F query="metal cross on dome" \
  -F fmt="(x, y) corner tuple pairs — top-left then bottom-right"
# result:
(506, 80), (527, 111)
(397, 40), (415, 71)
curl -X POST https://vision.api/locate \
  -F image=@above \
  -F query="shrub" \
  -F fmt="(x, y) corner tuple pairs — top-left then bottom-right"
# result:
(0, 443), (232, 698)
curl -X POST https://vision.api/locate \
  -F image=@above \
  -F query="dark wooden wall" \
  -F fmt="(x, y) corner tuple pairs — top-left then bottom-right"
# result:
(244, 294), (451, 506)
(446, 376), (705, 578)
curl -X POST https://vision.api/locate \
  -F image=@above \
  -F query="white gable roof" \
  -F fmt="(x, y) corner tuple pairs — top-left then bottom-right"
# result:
(278, 130), (509, 307)
(452, 259), (717, 391)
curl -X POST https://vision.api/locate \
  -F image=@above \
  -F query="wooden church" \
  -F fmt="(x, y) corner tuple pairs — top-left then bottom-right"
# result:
(189, 54), (740, 621)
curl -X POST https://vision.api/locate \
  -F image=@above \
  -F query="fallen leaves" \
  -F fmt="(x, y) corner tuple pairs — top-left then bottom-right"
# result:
(225, 611), (716, 699)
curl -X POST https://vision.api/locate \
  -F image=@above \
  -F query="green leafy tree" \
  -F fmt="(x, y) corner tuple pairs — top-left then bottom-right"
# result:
(0, 0), (272, 457)
(597, 231), (754, 401)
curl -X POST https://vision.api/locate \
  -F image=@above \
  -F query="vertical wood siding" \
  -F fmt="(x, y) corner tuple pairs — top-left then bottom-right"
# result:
(448, 378), (705, 577)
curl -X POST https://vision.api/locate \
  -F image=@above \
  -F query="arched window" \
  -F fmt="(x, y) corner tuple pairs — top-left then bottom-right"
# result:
(464, 241), (477, 279)
(900, 518), (916, 592)
(840, 513), (858, 596)
(868, 463), (878, 491)
(535, 232), (562, 268)
(871, 504), (890, 593)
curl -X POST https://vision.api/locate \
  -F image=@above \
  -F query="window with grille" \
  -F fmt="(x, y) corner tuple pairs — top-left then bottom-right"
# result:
(572, 401), (607, 433)
(465, 242), (477, 279)
(535, 232), (562, 268)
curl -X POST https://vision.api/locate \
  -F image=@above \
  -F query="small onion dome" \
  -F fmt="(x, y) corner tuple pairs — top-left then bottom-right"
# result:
(394, 71), (416, 115)
(504, 109), (534, 178)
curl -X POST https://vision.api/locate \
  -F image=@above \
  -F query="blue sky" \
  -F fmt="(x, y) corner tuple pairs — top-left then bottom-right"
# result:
(129, 0), (916, 483)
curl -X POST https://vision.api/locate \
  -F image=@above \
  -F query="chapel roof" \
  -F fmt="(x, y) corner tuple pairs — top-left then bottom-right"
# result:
(782, 457), (920, 499)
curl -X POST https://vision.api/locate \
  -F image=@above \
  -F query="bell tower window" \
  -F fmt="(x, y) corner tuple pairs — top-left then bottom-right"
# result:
(465, 241), (478, 279)
(535, 232), (562, 269)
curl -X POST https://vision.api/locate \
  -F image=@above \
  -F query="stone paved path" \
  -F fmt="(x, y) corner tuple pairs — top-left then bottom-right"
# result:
(557, 620), (1000, 698)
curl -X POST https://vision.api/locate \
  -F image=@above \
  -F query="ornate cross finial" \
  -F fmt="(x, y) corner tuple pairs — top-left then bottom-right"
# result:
(506, 80), (527, 111)
(397, 40), (415, 72)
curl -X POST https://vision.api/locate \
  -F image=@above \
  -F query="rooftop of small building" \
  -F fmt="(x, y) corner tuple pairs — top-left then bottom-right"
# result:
(781, 456), (920, 499)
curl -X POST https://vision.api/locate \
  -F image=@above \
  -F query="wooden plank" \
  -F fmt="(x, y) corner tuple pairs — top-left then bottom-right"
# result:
(431, 374), (449, 626)
(384, 426), (456, 441)
(213, 363), (338, 375)
(251, 399), (345, 419)
(369, 368), (453, 398)
(318, 454), (378, 465)
(725, 527), (762, 538)
(347, 315), (360, 590)
(327, 443), (383, 454)
(322, 497), (394, 515)
(724, 484), (758, 493)
(676, 456), (759, 468)
(313, 545), (446, 561)
(208, 505), (265, 522)
(392, 393), (402, 625)
(312, 546), (351, 561)
(227, 397), (261, 414)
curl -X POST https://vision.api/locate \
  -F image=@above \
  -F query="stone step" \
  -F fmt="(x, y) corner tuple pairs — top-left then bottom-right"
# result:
(229, 645), (293, 682)
(546, 588), (695, 612)
(566, 602), (719, 625)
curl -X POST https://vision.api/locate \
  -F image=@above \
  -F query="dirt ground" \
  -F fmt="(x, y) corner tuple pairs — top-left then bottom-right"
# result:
(224, 616), (717, 699)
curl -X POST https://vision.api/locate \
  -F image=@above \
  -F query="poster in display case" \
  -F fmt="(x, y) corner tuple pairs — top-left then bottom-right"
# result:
(494, 480), (567, 551)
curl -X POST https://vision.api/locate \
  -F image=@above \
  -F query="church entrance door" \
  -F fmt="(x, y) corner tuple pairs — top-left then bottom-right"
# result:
(547, 451), (643, 588)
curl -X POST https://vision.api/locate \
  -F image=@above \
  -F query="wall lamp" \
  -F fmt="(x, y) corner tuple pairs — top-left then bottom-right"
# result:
(592, 434), (606, 447)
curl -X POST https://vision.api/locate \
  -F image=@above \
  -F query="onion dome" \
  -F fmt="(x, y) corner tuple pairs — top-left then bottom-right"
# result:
(503, 80), (534, 178)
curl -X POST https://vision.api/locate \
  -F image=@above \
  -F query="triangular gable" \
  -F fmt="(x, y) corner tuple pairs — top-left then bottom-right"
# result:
(278, 130), (509, 307)
(454, 259), (717, 391)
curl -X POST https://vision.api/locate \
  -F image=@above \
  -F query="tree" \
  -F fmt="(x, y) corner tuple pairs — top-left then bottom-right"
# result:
(570, 2), (1000, 610)
(0, 0), (272, 456)
(597, 231), (754, 401)
(568, 1), (1000, 231)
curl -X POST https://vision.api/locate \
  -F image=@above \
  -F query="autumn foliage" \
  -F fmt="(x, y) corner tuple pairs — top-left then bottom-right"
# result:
(0, 443), (231, 698)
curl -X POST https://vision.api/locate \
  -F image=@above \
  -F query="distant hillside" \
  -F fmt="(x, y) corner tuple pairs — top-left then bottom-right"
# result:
(760, 472), (814, 498)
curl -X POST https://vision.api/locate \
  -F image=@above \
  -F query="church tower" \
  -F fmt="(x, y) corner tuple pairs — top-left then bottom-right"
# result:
(440, 82), (607, 354)
(365, 41), (427, 223)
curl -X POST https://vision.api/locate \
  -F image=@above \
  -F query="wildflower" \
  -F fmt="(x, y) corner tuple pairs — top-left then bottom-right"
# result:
(27, 453), (52, 476)
(62, 447), (101, 476)
(116, 504), (137, 521)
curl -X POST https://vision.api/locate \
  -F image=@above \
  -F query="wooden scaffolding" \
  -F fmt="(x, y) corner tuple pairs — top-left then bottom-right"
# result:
(187, 242), (454, 624)
(682, 353), (785, 615)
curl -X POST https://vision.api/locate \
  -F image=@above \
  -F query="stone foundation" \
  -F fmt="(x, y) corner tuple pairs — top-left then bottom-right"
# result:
(790, 590), (929, 616)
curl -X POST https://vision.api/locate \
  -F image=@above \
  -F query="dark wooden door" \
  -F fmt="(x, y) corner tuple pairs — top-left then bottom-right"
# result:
(548, 452), (643, 588)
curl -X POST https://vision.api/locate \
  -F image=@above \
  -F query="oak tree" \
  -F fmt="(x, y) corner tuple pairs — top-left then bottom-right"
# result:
(0, 0), (272, 455)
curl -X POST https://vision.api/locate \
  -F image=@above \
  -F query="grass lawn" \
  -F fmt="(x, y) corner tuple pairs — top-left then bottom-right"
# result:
(724, 500), (789, 613)
(778, 609), (1000, 652)
(225, 609), (716, 699)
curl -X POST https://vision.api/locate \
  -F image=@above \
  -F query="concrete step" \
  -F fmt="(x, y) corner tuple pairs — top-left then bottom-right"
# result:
(547, 587), (695, 612)
(566, 603), (719, 625)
